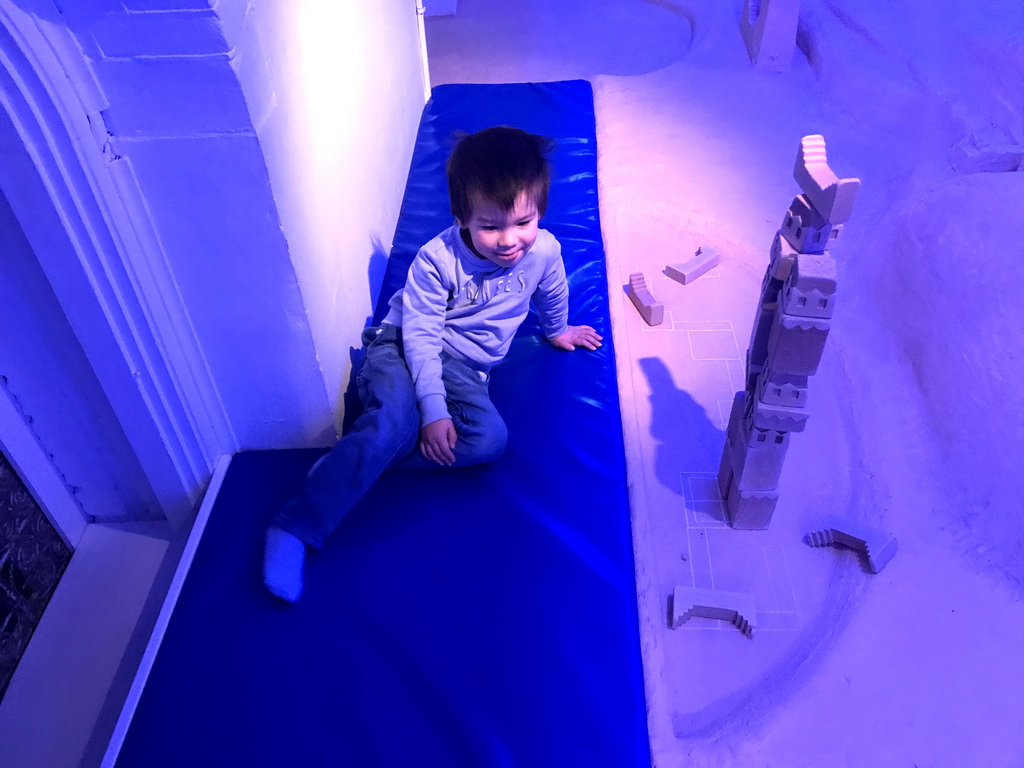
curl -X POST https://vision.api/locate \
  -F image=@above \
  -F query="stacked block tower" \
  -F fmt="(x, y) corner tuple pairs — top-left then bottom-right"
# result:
(718, 135), (860, 529)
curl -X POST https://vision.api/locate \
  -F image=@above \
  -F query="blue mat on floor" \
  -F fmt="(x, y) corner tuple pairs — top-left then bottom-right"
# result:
(115, 80), (650, 768)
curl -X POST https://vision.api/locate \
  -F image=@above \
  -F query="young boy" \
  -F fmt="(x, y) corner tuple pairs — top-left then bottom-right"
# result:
(263, 126), (602, 602)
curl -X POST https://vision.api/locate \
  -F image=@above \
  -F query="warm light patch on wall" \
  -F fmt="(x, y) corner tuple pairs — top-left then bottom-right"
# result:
(293, 3), (367, 182)
(250, 0), (427, 419)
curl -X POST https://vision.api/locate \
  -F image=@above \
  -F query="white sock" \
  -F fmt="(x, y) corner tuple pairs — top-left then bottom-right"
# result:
(263, 525), (305, 602)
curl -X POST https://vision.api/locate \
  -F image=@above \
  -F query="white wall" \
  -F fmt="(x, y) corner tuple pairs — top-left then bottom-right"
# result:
(0, 0), (427, 529)
(35, 0), (342, 452)
(230, 0), (428, 427)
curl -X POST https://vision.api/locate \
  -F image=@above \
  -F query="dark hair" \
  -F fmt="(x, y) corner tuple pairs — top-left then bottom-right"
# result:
(446, 126), (555, 223)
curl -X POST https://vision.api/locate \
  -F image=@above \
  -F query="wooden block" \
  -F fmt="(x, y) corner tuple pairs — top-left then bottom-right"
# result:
(740, 0), (799, 73)
(766, 311), (830, 377)
(665, 247), (721, 285)
(781, 252), (838, 319)
(626, 272), (664, 326)
(717, 438), (734, 502)
(793, 134), (861, 225)
(769, 230), (798, 282)
(726, 480), (778, 530)
(671, 586), (757, 637)
(747, 300), (777, 376)
(780, 194), (841, 255)
(730, 431), (790, 491)
(750, 398), (807, 434)
(805, 517), (898, 573)
(756, 370), (809, 408)
(718, 391), (746, 499)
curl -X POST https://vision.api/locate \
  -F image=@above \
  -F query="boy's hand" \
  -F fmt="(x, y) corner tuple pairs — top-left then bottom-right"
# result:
(420, 418), (457, 465)
(550, 325), (603, 351)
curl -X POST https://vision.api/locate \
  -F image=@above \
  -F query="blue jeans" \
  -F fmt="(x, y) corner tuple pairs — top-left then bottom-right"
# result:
(273, 324), (508, 547)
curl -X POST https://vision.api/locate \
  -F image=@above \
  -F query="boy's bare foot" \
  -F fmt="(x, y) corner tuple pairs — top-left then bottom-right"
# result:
(263, 525), (305, 602)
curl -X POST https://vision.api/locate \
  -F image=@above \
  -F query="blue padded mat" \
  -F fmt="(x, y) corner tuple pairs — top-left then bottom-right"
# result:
(115, 81), (650, 768)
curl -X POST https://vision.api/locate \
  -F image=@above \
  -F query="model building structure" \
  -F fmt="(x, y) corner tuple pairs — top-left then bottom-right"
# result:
(717, 135), (860, 529)
(740, 0), (799, 73)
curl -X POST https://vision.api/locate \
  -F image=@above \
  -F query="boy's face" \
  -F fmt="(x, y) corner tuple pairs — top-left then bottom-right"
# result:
(457, 190), (540, 269)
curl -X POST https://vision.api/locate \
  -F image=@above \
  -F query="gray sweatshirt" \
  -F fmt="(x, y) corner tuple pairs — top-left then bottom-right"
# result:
(382, 224), (569, 426)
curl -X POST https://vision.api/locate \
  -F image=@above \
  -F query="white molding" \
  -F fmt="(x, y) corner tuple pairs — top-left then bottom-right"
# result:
(100, 453), (232, 768)
(0, 2), (238, 527)
(0, 381), (87, 549)
(415, 0), (432, 102)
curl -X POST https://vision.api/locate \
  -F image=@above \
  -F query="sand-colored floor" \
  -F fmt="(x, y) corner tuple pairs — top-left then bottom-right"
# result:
(428, 3), (1024, 766)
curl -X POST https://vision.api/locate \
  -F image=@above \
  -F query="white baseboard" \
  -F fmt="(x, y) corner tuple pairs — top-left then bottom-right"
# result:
(100, 454), (232, 768)
(0, 380), (88, 548)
